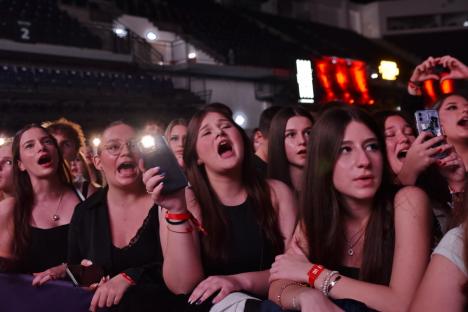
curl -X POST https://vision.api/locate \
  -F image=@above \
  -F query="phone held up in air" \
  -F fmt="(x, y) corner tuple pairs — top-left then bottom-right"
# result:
(65, 264), (104, 287)
(414, 109), (447, 159)
(139, 135), (188, 195)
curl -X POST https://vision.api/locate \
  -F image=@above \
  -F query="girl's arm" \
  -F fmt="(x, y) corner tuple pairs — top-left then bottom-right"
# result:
(144, 167), (204, 294)
(410, 254), (466, 311)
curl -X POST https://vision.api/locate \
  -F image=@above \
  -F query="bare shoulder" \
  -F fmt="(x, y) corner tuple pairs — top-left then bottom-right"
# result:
(266, 179), (294, 199)
(394, 186), (430, 217)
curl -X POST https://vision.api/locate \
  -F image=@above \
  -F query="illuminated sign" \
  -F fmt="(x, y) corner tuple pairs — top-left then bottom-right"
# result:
(378, 60), (399, 80)
(296, 59), (315, 103)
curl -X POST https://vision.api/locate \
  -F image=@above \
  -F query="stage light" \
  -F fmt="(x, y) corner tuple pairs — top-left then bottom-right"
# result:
(113, 25), (128, 38)
(370, 73), (379, 79)
(396, 106), (401, 111)
(378, 60), (399, 80)
(296, 59), (315, 103)
(146, 31), (157, 41)
(234, 112), (247, 128)
(464, 21), (468, 27)
(188, 52), (197, 59)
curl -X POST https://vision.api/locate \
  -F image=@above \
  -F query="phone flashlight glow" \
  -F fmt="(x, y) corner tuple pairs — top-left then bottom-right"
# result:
(141, 135), (156, 149)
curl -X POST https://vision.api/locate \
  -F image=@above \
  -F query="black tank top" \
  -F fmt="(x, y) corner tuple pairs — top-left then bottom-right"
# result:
(204, 198), (277, 276)
(23, 224), (69, 273)
(22, 187), (82, 273)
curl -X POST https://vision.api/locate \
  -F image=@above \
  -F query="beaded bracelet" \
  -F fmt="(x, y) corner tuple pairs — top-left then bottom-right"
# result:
(321, 270), (339, 296)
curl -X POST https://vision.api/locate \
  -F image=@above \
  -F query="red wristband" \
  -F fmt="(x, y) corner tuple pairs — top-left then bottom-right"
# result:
(165, 212), (191, 221)
(120, 272), (136, 285)
(165, 212), (207, 235)
(308, 264), (325, 288)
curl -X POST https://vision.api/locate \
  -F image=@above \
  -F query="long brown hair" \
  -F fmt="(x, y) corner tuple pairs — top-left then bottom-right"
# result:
(267, 106), (314, 189)
(301, 106), (395, 284)
(12, 124), (71, 259)
(183, 103), (284, 264)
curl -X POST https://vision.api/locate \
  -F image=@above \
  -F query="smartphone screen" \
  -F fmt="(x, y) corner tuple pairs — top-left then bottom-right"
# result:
(139, 135), (188, 195)
(414, 110), (447, 159)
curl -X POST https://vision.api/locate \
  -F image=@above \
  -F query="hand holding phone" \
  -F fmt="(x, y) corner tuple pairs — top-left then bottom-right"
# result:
(414, 110), (448, 159)
(139, 135), (188, 195)
(66, 264), (104, 287)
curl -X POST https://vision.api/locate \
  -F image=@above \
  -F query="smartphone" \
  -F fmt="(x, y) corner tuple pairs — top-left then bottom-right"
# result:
(414, 110), (447, 159)
(431, 64), (450, 75)
(66, 264), (104, 287)
(139, 135), (188, 195)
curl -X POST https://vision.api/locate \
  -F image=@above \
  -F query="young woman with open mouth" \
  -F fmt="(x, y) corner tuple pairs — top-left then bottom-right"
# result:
(144, 103), (297, 311)
(374, 110), (465, 234)
(68, 121), (179, 312)
(268, 106), (431, 312)
(0, 124), (80, 281)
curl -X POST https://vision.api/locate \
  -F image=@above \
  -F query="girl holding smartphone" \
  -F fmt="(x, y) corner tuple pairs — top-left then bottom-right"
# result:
(144, 103), (297, 310)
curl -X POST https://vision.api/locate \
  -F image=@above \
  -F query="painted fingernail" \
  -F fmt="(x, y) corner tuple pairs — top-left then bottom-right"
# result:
(195, 300), (202, 305)
(160, 171), (166, 176)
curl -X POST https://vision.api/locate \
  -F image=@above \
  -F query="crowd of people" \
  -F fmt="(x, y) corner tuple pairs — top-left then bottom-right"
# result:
(0, 55), (468, 312)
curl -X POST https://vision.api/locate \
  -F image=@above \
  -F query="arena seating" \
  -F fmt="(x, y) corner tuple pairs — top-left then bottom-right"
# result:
(107, 0), (311, 68)
(0, 63), (174, 96)
(244, 10), (397, 65)
(0, 0), (101, 49)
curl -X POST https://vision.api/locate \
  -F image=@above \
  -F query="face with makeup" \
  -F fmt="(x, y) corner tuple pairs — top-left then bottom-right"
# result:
(17, 127), (60, 180)
(284, 116), (313, 169)
(333, 121), (383, 205)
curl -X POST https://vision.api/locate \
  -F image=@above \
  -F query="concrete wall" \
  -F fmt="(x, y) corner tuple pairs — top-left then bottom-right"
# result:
(206, 79), (269, 130)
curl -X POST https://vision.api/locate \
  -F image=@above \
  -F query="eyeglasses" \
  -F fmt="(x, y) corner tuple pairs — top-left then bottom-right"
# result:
(102, 140), (139, 156)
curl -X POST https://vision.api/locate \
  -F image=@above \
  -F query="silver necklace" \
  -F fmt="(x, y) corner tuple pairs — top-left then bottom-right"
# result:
(52, 191), (64, 222)
(345, 226), (366, 256)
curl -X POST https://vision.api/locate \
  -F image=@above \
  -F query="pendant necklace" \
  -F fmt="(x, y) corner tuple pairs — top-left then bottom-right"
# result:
(52, 191), (64, 222)
(345, 226), (366, 256)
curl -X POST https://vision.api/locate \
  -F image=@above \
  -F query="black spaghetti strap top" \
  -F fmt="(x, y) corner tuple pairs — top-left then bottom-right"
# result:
(204, 198), (277, 276)
(110, 207), (162, 278)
